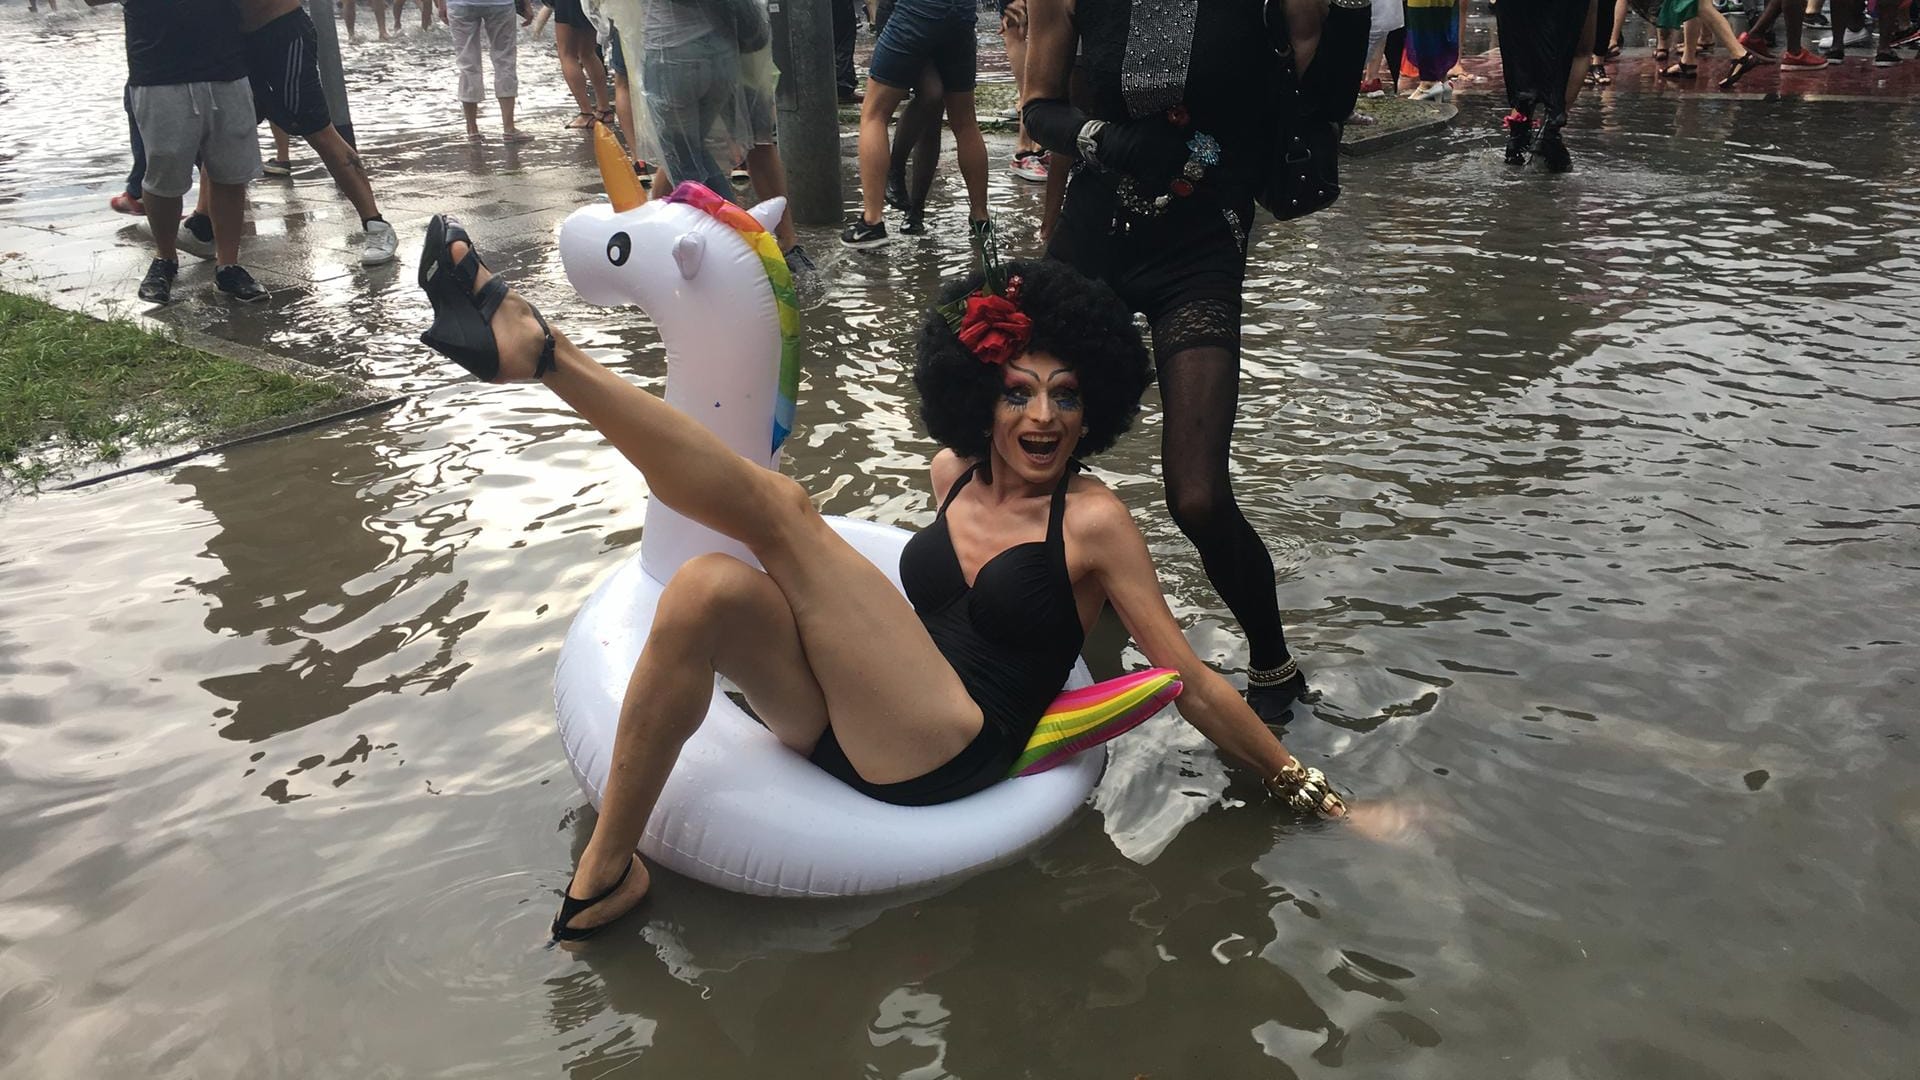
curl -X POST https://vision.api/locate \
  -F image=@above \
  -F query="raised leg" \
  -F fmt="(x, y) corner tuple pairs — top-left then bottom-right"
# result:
(442, 240), (984, 777)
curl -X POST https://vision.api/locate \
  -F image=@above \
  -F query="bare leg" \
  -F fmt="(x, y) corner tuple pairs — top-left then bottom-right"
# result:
(572, 27), (611, 113)
(562, 552), (830, 931)
(614, 71), (638, 158)
(463, 100), (481, 137)
(344, 0), (357, 40)
(144, 192), (183, 261)
(206, 180), (247, 266)
(554, 23), (593, 116)
(943, 90), (990, 222)
(1696, 3), (1752, 54)
(305, 125), (382, 222)
(1567, 0), (1602, 108)
(1002, 4), (1037, 154)
(270, 123), (292, 165)
(857, 81), (910, 224)
(500, 97), (519, 135)
(442, 241), (983, 778)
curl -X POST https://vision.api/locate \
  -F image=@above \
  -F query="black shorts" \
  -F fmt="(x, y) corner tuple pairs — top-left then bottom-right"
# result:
(246, 8), (332, 137)
(869, 1), (977, 92)
(809, 717), (1014, 807)
(1047, 169), (1250, 347)
(542, 0), (593, 30)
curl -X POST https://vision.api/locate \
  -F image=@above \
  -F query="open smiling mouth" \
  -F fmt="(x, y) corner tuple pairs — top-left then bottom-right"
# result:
(1018, 434), (1061, 461)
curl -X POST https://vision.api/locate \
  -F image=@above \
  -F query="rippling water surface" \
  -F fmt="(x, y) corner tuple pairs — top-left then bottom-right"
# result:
(3, 9), (1920, 1078)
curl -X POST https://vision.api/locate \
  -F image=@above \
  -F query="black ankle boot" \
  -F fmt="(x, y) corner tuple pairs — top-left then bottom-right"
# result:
(1244, 658), (1309, 724)
(1535, 116), (1572, 173)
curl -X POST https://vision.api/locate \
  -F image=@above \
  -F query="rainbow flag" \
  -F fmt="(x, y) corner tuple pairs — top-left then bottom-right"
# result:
(1010, 668), (1184, 777)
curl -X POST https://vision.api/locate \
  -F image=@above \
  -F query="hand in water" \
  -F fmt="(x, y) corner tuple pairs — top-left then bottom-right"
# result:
(1340, 799), (1428, 845)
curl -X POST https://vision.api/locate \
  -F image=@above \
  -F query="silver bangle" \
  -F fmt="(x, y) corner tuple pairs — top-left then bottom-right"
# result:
(1076, 119), (1106, 167)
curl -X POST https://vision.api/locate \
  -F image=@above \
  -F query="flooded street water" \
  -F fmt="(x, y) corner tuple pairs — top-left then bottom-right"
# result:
(4, 8), (1920, 1078)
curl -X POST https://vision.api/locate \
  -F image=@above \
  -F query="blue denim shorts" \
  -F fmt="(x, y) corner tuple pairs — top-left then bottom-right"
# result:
(869, 0), (977, 92)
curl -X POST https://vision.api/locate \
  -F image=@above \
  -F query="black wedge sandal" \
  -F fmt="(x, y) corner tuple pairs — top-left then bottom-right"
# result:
(550, 853), (641, 943)
(418, 213), (557, 381)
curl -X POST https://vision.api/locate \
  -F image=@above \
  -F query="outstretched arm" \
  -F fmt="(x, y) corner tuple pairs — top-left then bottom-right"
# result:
(1081, 490), (1305, 780)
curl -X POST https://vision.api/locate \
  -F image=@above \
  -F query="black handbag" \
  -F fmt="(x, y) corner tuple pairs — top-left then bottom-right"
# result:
(1257, 0), (1372, 221)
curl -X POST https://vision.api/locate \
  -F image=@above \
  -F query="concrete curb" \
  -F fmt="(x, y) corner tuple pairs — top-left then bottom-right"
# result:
(1, 274), (408, 493)
(1343, 104), (1459, 157)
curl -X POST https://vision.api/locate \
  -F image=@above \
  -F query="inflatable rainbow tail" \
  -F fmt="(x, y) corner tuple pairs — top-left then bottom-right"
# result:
(1009, 668), (1183, 777)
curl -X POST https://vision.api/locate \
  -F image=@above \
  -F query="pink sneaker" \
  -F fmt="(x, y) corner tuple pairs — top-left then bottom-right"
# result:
(110, 192), (144, 215)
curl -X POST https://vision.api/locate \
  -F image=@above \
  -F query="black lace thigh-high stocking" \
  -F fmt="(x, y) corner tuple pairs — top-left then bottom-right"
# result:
(1152, 300), (1307, 721)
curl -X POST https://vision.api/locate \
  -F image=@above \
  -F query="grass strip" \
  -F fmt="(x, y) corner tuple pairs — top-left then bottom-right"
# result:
(0, 291), (342, 492)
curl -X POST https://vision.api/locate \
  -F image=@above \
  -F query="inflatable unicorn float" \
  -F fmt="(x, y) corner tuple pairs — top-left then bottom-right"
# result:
(549, 128), (1181, 898)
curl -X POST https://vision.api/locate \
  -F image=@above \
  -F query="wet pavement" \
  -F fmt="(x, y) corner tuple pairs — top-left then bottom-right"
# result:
(5, 5), (1920, 1080)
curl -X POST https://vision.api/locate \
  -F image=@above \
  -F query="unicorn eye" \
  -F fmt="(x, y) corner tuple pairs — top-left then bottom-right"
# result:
(607, 232), (631, 266)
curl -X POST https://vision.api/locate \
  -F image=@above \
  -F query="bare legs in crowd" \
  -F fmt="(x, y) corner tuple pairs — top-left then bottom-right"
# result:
(344, 0), (388, 41)
(552, 15), (610, 128)
(1001, 0), (1047, 183)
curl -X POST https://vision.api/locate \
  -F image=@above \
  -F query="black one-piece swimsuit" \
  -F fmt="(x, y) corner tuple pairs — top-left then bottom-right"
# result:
(808, 464), (1086, 806)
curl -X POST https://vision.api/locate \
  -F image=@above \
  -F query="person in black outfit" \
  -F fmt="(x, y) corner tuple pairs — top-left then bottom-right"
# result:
(1021, 0), (1360, 722)
(410, 219), (1349, 938)
(1495, 0), (1602, 171)
(835, 0), (862, 102)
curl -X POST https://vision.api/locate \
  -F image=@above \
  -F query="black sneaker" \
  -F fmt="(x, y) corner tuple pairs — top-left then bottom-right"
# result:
(1825, 46), (1847, 63)
(137, 257), (178, 304)
(178, 211), (215, 259)
(1806, 9), (1829, 26)
(784, 244), (817, 276)
(839, 216), (887, 250)
(1874, 49), (1901, 66)
(215, 264), (271, 303)
(901, 207), (927, 235)
(262, 158), (294, 177)
(885, 170), (910, 211)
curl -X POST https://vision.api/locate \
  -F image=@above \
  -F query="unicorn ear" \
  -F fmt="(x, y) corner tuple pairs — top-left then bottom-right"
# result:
(672, 232), (706, 280)
(747, 198), (787, 236)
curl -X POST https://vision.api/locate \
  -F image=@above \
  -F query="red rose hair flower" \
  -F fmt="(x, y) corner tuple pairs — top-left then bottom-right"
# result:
(956, 294), (1032, 366)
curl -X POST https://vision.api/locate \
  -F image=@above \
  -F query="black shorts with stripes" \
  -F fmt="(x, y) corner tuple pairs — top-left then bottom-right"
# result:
(245, 7), (332, 138)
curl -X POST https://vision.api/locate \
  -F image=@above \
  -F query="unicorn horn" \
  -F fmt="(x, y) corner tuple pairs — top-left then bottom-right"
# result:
(593, 121), (646, 213)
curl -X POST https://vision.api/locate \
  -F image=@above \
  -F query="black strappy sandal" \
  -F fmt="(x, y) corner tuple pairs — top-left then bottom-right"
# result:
(549, 853), (641, 942)
(418, 213), (556, 381)
(1719, 51), (1764, 88)
(1659, 62), (1699, 79)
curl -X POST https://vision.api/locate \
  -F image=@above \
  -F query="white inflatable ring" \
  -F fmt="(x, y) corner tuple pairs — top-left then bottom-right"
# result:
(554, 518), (1101, 898)
(549, 181), (1110, 898)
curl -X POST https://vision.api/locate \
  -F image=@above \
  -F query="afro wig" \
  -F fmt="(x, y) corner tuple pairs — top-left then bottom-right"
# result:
(912, 259), (1152, 462)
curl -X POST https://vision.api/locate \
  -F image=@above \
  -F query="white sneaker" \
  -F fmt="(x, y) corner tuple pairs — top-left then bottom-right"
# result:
(362, 218), (399, 266)
(1818, 26), (1873, 49)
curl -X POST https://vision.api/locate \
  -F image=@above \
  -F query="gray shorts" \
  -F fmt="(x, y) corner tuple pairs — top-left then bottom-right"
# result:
(129, 78), (262, 197)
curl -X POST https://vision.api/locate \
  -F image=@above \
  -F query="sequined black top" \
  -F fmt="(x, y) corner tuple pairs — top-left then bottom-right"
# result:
(1071, 0), (1280, 200)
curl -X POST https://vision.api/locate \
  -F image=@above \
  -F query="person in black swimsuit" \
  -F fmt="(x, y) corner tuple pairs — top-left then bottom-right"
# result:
(1022, 0), (1366, 723)
(411, 220), (1350, 941)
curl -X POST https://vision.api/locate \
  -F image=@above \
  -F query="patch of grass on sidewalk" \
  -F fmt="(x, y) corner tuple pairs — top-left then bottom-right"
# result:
(0, 291), (342, 492)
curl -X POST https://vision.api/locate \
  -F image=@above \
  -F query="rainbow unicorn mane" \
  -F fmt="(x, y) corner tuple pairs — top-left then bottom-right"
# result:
(663, 182), (801, 454)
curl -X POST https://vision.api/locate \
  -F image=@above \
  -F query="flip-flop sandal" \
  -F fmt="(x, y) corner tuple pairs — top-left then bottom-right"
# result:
(417, 213), (556, 381)
(1654, 48), (1670, 63)
(565, 111), (594, 129)
(1660, 62), (1699, 78)
(550, 854), (641, 943)
(1719, 51), (1764, 87)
